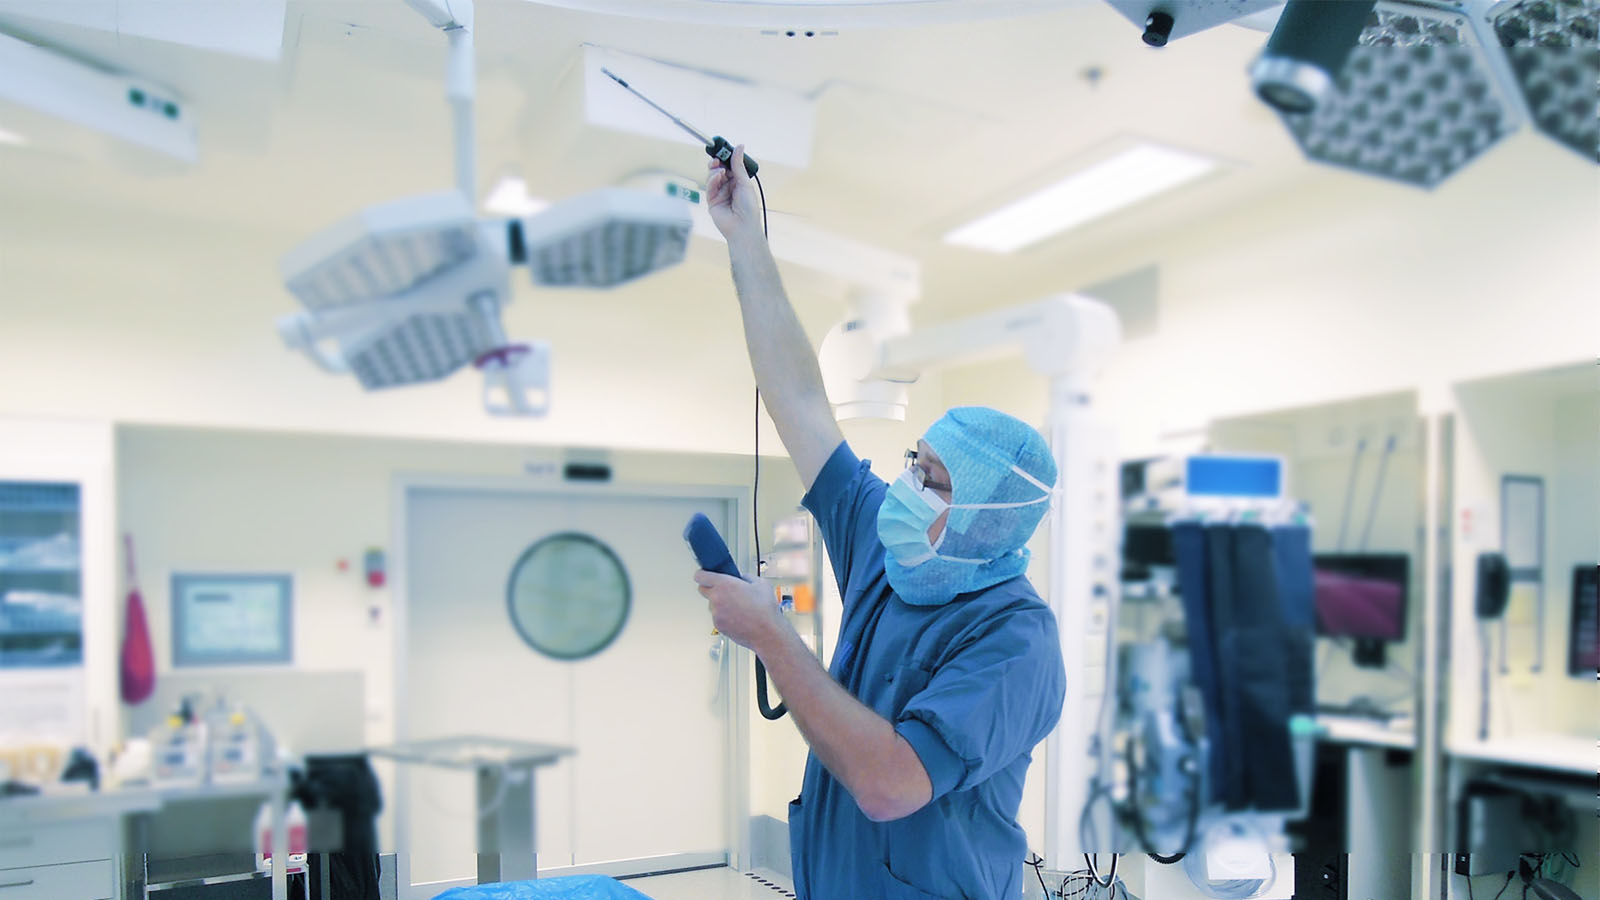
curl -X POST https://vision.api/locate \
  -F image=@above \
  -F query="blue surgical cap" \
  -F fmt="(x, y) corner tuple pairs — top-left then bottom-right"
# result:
(924, 406), (1057, 560)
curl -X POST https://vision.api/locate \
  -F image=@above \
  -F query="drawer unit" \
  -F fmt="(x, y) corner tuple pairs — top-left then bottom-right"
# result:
(0, 859), (114, 900)
(0, 818), (115, 869)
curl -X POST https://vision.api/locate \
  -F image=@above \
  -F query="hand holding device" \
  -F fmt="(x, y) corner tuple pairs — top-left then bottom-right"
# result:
(684, 513), (787, 720)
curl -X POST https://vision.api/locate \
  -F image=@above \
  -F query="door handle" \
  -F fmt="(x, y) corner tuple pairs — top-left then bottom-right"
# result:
(0, 878), (36, 888)
(709, 635), (728, 706)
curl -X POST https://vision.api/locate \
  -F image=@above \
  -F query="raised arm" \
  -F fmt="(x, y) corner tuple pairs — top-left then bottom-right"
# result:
(706, 146), (844, 491)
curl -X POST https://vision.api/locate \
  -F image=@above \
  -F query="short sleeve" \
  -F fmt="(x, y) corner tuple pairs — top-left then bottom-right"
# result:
(801, 441), (888, 595)
(893, 604), (1066, 799)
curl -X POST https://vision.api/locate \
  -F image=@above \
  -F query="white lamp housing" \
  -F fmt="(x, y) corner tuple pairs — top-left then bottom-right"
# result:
(277, 191), (513, 391)
(817, 288), (914, 421)
(520, 188), (693, 289)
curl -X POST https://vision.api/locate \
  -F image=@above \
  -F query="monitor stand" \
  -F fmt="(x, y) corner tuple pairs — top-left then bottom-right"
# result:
(1352, 638), (1387, 668)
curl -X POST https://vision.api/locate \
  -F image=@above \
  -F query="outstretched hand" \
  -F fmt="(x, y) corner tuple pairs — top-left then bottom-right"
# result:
(705, 145), (763, 244)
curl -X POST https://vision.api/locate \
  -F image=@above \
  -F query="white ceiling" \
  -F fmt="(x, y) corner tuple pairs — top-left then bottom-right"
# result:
(0, 1), (1322, 306)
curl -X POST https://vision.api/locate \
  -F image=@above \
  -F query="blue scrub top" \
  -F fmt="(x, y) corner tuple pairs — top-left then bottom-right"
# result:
(789, 442), (1066, 900)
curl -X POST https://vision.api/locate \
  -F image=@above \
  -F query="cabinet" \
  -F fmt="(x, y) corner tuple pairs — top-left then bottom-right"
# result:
(0, 818), (118, 900)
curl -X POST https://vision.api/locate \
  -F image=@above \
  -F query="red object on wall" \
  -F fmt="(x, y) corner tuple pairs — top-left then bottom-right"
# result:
(120, 535), (156, 705)
(364, 548), (386, 588)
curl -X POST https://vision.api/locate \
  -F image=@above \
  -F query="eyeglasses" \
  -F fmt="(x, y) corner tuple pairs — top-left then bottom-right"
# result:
(903, 450), (953, 495)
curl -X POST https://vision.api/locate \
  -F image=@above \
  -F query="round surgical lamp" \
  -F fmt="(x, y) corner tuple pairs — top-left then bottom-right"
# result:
(1250, 0), (1378, 114)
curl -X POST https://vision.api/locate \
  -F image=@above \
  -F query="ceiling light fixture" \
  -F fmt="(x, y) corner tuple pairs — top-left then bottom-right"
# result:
(943, 143), (1219, 254)
(277, 0), (692, 417)
(1489, 0), (1600, 162)
(1251, 0), (1596, 186)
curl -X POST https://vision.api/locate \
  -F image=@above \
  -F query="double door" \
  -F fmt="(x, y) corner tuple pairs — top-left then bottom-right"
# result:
(401, 483), (740, 894)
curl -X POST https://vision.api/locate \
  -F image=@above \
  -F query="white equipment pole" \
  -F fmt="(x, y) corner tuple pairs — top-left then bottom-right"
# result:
(1042, 376), (1121, 867)
(403, 0), (477, 198)
(447, 25), (476, 199)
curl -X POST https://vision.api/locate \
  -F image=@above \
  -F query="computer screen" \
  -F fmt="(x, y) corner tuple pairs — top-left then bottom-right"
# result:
(1184, 454), (1284, 501)
(1314, 554), (1409, 642)
(1569, 564), (1597, 677)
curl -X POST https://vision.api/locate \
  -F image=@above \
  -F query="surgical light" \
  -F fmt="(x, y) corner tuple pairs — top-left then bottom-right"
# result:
(282, 192), (480, 313)
(519, 188), (694, 289)
(276, 0), (693, 416)
(1257, 1), (1523, 188)
(1489, 0), (1600, 162)
(943, 143), (1219, 254)
(278, 191), (513, 391)
(1250, 0), (1377, 114)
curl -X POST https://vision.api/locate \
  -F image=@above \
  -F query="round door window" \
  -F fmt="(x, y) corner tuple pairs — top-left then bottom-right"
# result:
(506, 533), (631, 660)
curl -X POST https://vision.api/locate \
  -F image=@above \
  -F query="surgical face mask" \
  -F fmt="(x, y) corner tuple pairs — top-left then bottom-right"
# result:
(876, 464), (1053, 571)
(876, 468), (952, 568)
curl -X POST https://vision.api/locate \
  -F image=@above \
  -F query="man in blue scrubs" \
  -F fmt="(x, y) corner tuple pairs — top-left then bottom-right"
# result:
(694, 147), (1067, 900)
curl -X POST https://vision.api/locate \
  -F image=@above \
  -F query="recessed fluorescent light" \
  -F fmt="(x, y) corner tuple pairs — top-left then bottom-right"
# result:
(482, 174), (549, 217)
(944, 143), (1219, 253)
(0, 126), (25, 146)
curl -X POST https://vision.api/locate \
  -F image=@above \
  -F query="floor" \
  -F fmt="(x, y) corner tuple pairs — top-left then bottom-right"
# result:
(624, 866), (796, 900)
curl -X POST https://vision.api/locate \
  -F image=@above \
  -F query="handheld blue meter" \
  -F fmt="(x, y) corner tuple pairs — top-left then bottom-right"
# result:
(684, 513), (786, 721)
(684, 513), (740, 578)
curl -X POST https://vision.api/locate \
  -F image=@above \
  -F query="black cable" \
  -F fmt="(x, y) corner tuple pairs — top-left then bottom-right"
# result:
(1027, 854), (1050, 899)
(752, 384), (784, 721)
(754, 384), (762, 573)
(1084, 853), (1117, 890)
(753, 173), (769, 238)
(747, 167), (771, 573)
(747, 167), (784, 721)
(1491, 871), (1514, 900)
(1149, 852), (1186, 864)
(1078, 779), (1115, 861)
(1468, 874), (1476, 900)
(1060, 872), (1095, 900)
(1124, 736), (1199, 859)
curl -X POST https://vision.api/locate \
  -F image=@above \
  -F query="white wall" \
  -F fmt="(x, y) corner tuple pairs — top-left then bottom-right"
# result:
(937, 133), (1600, 460)
(115, 423), (805, 854)
(1551, 392), (1598, 670)
(1448, 375), (1598, 748)
(0, 194), (846, 459)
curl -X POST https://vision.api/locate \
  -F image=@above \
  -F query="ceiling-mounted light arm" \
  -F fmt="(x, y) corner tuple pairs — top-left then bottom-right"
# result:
(278, 316), (351, 375)
(871, 295), (1122, 395)
(403, 0), (477, 199)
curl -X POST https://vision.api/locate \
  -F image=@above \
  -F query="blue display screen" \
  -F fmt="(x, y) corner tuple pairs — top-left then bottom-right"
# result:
(1186, 455), (1283, 499)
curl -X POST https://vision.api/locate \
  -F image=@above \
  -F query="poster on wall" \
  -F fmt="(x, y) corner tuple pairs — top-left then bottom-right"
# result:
(172, 574), (292, 666)
(0, 668), (85, 745)
(1500, 476), (1544, 674)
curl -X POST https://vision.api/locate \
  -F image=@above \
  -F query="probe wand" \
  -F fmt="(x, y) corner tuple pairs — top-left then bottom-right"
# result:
(600, 67), (760, 178)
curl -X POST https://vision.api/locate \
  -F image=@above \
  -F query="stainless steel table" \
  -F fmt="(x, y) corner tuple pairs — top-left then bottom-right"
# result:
(368, 736), (571, 885)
